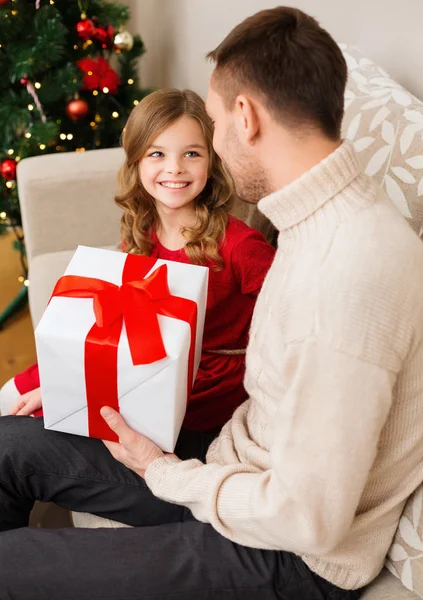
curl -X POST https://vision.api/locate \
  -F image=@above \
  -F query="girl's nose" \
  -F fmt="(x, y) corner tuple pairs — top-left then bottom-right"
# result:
(166, 158), (184, 175)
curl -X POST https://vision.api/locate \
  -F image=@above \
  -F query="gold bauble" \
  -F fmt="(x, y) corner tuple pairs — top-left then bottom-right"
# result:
(114, 29), (134, 51)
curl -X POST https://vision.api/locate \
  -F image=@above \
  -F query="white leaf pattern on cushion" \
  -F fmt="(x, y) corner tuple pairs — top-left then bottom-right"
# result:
(400, 125), (418, 155)
(370, 106), (391, 131)
(365, 145), (391, 176)
(346, 113), (362, 141)
(354, 137), (375, 152)
(391, 166), (416, 184)
(342, 45), (423, 233)
(402, 559), (414, 591)
(382, 120), (396, 145)
(361, 98), (389, 110)
(406, 156), (423, 169)
(389, 543), (410, 561)
(399, 516), (423, 551)
(392, 89), (412, 106)
(413, 487), (423, 529)
(405, 110), (423, 125)
(343, 52), (359, 70)
(351, 70), (367, 86)
(385, 558), (399, 578)
(385, 175), (413, 217)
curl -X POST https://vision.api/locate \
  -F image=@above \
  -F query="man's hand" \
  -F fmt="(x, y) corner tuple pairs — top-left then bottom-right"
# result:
(101, 407), (165, 478)
(9, 387), (42, 416)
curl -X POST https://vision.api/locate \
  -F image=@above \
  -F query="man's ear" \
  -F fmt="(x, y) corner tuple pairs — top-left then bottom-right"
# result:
(234, 94), (260, 145)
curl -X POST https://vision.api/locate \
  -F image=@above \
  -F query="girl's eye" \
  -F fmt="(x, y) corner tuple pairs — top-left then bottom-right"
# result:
(185, 151), (200, 158)
(149, 151), (163, 158)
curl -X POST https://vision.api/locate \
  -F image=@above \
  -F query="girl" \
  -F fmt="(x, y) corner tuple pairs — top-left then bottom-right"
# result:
(2, 88), (275, 438)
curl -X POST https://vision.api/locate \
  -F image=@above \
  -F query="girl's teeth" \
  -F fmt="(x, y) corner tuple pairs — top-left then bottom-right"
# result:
(161, 182), (189, 189)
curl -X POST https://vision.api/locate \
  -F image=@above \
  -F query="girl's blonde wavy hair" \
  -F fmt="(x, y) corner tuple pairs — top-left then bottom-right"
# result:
(115, 88), (234, 267)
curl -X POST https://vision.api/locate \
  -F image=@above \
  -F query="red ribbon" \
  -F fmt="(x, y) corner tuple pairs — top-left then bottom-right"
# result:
(50, 254), (198, 442)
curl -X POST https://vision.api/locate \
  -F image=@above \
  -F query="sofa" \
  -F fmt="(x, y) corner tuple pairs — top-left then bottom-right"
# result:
(12, 46), (423, 599)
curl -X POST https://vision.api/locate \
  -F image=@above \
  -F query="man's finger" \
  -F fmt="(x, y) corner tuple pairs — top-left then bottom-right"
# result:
(103, 440), (126, 466)
(101, 407), (136, 445)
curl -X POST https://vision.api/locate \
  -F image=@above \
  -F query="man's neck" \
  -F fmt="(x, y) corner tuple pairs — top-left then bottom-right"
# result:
(262, 132), (342, 193)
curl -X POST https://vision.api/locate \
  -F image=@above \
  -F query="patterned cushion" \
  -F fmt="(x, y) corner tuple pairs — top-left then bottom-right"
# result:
(386, 486), (423, 598)
(341, 45), (423, 237)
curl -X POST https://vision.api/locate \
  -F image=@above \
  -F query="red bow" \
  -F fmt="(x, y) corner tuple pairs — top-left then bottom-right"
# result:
(50, 255), (198, 441)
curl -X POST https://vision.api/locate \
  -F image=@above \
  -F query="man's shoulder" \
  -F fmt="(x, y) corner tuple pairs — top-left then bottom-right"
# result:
(333, 189), (423, 281)
(320, 193), (423, 370)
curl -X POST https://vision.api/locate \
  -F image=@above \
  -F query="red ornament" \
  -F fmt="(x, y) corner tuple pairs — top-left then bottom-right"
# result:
(0, 0), (10, 5)
(66, 98), (89, 121)
(94, 27), (108, 44)
(76, 18), (96, 40)
(77, 57), (120, 94)
(20, 75), (28, 85)
(1, 158), (17, 181)
(93, 25), (115, 48)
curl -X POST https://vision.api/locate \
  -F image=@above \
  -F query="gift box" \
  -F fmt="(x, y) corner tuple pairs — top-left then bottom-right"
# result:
(35, 246), (208, 451)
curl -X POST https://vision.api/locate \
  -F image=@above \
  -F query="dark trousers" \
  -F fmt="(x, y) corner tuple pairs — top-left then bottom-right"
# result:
(0, 416), (362, 600)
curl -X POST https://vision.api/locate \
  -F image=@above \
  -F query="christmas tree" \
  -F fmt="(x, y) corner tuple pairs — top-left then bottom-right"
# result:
(0, 0), (149, 290)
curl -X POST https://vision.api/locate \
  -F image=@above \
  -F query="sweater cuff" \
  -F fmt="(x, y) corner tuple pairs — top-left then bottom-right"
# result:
(145, 454), (181, 495)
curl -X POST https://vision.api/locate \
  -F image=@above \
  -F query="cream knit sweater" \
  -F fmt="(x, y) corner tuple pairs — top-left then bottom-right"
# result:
(145, 140), (423, 590)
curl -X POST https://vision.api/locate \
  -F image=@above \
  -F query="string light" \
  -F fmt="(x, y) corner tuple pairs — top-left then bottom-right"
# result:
(112, 111), (119, 118)
(76, 147), (86, 153)
(15, 156), (20, 162)
(93, 90), (98, 96)
(94, 114), (102, 123)
(102, 87), (109, 94)
(50, 0), (55, 4)
(24, 279), (30, 287)
(0, 212), (7, 219)
(90, 121), (95, 127)
(88, 71), (93, 76)
(39, 144), (46, 150)
(11, 10), (18, 16)
(18, 275), (24, 283)
(73, 45), (78, 50)
(34, 82), (41, 89)
(67, 134), (73, 140)
(127, 79), (134, 85)
(25, 132), (31, 138)
(133, 100), (139, 106)
(7, 149), (14, 155)
(28, 104), (34, 111)
(60, 133), (66, 140)
(6, 181), (14, 189)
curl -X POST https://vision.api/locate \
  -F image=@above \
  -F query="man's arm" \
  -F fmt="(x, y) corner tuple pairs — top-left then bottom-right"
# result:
(144, 338), (395, 554)
(103, 337), (395, 555)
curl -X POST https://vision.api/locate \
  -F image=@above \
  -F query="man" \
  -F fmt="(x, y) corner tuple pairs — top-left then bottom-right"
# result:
(1, 7), (423, 599)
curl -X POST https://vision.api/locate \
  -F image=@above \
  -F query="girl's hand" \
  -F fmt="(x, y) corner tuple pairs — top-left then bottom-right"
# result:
(9, 386), (42, 416)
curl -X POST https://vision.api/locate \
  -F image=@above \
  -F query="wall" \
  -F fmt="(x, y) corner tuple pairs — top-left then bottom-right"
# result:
(127, 0), (423, 101)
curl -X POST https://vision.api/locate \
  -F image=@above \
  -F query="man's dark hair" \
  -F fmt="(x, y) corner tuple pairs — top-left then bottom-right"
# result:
(207, 7), (347, 140)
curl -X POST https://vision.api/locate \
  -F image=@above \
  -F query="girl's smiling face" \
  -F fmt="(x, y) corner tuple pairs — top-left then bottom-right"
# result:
(139, 116), (209, 215)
